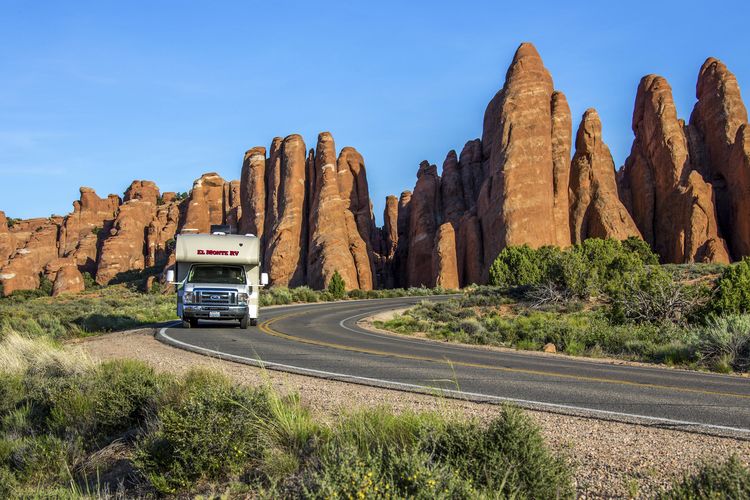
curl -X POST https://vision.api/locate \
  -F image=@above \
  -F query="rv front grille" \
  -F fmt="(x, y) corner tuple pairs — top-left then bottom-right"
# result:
(194, 289), (237, 306)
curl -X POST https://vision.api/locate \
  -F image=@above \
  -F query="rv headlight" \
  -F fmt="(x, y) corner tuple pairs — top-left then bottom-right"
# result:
(238, 292), (250, 305)
(184, 291), (194, 304)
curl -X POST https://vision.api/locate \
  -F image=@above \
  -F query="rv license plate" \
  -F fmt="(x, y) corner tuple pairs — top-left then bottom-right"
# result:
(209, 311), (220, 318)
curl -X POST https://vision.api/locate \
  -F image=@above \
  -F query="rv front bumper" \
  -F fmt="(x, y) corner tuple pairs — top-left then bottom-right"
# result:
(182, 304), (248, 320)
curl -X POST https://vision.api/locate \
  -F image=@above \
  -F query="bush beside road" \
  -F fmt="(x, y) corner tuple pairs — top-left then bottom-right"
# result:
(0, 282), (454, 341)
(377, 240), (750, 374)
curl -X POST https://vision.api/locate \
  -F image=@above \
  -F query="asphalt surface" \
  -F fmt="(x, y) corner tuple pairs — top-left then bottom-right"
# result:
(157, 296), (750, 438)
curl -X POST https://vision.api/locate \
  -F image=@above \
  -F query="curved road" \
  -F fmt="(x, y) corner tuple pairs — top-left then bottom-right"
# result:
(157, 296), (750, 438)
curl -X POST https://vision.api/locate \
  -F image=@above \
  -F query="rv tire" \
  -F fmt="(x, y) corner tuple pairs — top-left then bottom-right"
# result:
(240, 315), (249, 329)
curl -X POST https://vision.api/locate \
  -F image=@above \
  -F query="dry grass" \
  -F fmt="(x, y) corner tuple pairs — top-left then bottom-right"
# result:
(0, 330), (93, 377)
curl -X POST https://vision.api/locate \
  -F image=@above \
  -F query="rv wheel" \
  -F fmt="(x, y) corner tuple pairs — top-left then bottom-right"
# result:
(250, 318), (258, 327)
(240, 315), (249, 329)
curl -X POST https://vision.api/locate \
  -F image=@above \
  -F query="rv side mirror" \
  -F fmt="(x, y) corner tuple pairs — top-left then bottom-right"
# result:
(260, 272), (269, 286)
(166, 270), (175, 284)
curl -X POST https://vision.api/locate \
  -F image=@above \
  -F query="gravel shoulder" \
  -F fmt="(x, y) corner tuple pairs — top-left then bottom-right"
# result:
(73, 328), (750, 498)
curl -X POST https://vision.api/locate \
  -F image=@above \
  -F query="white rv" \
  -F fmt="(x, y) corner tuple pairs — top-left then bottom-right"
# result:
(166, 232), (268, 329)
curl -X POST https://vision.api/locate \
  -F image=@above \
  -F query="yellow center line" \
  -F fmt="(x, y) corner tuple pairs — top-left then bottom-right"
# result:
(259, 311), (750, 401)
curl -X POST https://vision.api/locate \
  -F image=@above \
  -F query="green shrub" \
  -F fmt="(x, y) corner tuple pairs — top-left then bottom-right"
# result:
(662, 262), (728, 281)
(81, 272), (97, 290)
(290, 286), (318, 303)
(307, 444), (476, 499)
(0, 335), (573, 497)
(488, 245), (544, 287)
(262, 286), (293, 305)
(374, 314), (423, 335)
(711, 257), (750, 315)
(622, 236), (659, 265)
(0, 465), (18, 498)
(378, 293), (711, 368)
(488, 238), (653, 298)
(607, 267), (709, 326)
(327, 271), (346, 299)
(76, 360), (161, 443)
(135, 370), (271, 493)
(0, 374), (24, 417)
(460, 285), (513, 307)
(8, 435), (71, 485)
(424, 406), (573, 498)
(545, 249), (596, 299)
(38, 275), (53, 296)
(298, 405), (572, 499)
(0, 286), (177, 340)
(258, 285), (453, 307)
(458, 318), (485, 338)
(572, 238), (647, 295)
(695, 315), (750, 373)
(658, 456), (750, 499)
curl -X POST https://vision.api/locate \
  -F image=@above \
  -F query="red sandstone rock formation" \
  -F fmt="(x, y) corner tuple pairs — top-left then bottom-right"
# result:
(728, 125), (750, 256)
(382, 195), (398, 258)
(124, 180), (159, 205)
(263, 137), (284, 243)
(0, 218), (61, 295)
(337, 146), (375, 289)
(182, 173), (227, 234)
(477, 43), (565, 275)
(5, 47), (750, 295)
(239, 146), (267, 239)
(47, 259), (85, 296)
(440, 151), (465, 227)
(619, 76), (729, 263)
(7, 218), (49, 254)
(406, 161), (441, 287)
(0, 211), (16, 265)
(690, 58), (750, 259)
(551, 91), (573, 247)
(569, 109), (641, 243)
(456, 213), (483, 286)
(375, 195), (399, 289)
(224, 180), (242, 230)
(434, 223), (459, 289)
(307, 133), (360, 290)
(264, 135), (308, 287)
(96, 199), (156, 285)
(58, 187), (120, 274)
(146, 201), (181, 267)
(458, 139), (484, 210)
(392, 190), (412, 288)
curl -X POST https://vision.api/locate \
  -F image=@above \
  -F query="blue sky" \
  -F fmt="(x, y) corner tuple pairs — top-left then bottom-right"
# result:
(1, 0), (749, 221)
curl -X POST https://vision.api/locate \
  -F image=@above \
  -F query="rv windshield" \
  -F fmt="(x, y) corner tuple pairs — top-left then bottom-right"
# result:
(187, 265), (246, 285)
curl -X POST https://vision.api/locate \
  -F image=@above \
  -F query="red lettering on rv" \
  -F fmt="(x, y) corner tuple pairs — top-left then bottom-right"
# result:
(196, 249), (240, 257)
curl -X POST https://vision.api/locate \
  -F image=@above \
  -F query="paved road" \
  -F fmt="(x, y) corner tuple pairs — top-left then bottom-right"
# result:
(157, 296), (750, 437)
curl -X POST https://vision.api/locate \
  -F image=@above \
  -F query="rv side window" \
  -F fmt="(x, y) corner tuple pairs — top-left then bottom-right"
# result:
(187, 265), (246, 284)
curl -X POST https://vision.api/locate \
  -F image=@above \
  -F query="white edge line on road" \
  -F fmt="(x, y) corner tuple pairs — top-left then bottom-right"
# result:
(157, 325), (750, 436)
